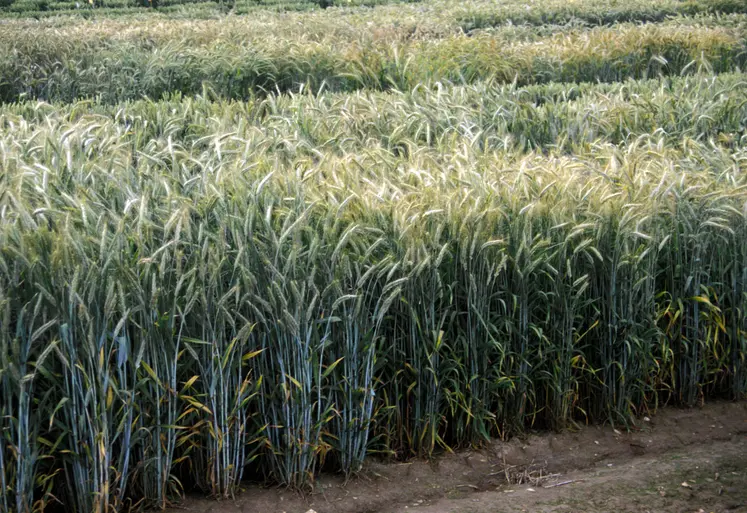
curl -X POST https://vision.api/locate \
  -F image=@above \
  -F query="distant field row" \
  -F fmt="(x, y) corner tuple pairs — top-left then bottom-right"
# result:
(1, 17), (746, 103)
(2, 0), (746, 105)
(0, 0), (403, 17)
(1, 0), (746, 23)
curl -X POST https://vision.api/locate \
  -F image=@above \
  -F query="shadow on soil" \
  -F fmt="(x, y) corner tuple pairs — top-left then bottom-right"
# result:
(167, 402), (747, 513)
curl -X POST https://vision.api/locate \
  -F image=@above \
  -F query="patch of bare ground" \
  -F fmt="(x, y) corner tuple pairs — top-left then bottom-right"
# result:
(166, 401), (747, 513)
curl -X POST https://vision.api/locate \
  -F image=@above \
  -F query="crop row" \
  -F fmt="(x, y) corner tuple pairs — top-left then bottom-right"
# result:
(2, 72), (744, 154)
(0, 21), (745, 103)
(1, 79), (746, 509)
(3, 0), (747, 26)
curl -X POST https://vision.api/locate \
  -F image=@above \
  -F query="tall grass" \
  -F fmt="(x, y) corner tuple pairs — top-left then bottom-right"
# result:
(4, 72), (744, 158)
(454, 0), (747, 32)
(1, 78), (745, 508)
(0, 19), (745, 103)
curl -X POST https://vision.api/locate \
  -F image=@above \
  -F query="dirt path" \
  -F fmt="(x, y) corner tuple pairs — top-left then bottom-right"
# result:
(168, 402), (747, 513)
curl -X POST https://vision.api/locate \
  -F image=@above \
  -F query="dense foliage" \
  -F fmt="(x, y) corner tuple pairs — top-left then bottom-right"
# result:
(0, 0), (746, 511)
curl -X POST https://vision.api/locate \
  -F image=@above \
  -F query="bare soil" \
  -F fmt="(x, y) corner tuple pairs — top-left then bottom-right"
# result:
(167, 402), (747, 513)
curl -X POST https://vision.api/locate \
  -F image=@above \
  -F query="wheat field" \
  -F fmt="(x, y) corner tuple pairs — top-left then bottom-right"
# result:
(0, 0), (746, 511)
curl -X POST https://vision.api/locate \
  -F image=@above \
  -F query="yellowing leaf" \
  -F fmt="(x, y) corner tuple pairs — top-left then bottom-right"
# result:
(242, 349), (265, 362)
(323, 357), (344, 378)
